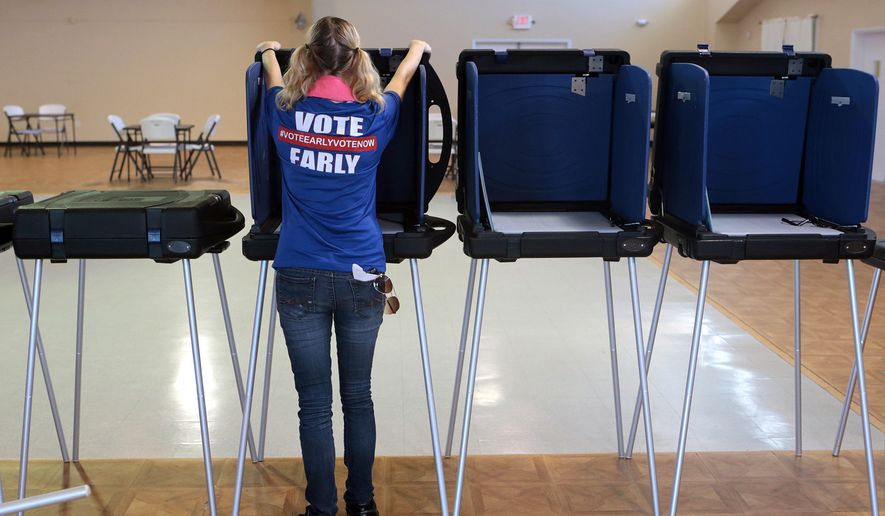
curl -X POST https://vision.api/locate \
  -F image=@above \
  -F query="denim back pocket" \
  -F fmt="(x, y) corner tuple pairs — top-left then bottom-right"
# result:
(347, 278), (385, 317)
(277, 275), (315, 321)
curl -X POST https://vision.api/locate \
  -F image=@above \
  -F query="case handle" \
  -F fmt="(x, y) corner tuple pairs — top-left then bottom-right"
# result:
(422, 59), (454, 208)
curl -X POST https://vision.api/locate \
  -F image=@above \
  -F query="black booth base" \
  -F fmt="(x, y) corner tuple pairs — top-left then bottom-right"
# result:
(862, 241), (885, 270)
(456, 215), (660, 262)
(656, 215), (877, 264)
(0, 224), (12, 253)
(11, 190), (245, 263)
(242, 216), (456, 264)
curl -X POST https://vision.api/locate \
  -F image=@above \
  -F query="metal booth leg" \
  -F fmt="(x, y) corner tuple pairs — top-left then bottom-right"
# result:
(603, 260), (625, 458)
(15, 258), (69, 462)
(833, 267), (881, 455)
(845, 260), (880, 514)
(626, 244), (673, 458)
(211, 253), (257, 462)
(627, 258), (660, 515)
(453, 259), (490, 516)
(445, 258), (478, 458)
(232, 261), (270, 516)
(793, 260), (802, 456)
(410, 259), (450, 515)
(181, 259), (217, 516)
(669, 260), (711, 516)
(16, 259), (44, 516)
(73, 259), (86, 461)
(257, 272), (278, 462)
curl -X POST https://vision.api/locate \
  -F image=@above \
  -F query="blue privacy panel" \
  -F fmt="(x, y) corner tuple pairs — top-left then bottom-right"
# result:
(464, 62), (481, 222)
(477, 74), (614, 203)
(803, 68), (878, 225)
(660, 63), (710, 227)
(706, 76), (812, 205)
(610, 65), (652, 223)
(245, 62), (283, 231)
(375, 66), (423, 212)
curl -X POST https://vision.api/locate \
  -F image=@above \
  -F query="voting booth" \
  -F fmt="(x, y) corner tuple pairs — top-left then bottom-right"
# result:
(12, 190), (245, 516)
(232, 48), (456, 516)
(642, 46), (879, 515)
(448, 49), (662, 516)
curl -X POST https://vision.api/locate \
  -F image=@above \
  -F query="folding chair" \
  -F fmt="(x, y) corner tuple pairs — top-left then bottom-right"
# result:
(107, 115), (144, 182)
(3, 106), (44, 157)
(183, 114), (221, 179)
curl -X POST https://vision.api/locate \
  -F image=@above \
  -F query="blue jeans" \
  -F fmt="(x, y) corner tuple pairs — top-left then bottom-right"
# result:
(276, 267), (385, 516)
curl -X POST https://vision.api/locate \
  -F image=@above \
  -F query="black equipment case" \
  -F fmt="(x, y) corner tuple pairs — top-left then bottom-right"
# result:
(0, 191), (34, 252)
(243, 48), (455, 264)
(13, 190), (245, 262)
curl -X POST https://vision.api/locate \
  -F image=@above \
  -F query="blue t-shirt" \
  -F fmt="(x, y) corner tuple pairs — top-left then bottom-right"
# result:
(265, 87), (401, 272)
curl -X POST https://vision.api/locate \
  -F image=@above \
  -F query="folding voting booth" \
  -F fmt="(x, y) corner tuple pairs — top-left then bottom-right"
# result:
(642, 45), (879, 515)
(233, 48), (456, 515)
(449, 49), (662, 515)
(12, 190), (245, 516)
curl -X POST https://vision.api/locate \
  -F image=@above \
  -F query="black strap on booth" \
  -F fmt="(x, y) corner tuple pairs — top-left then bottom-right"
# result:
(146, 208), (164, 260)
(48, 208), (65, 261)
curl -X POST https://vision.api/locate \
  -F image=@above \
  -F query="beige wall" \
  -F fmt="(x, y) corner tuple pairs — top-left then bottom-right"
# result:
(314, 0), (710, 110)
(0, 0), (310, 142)
(711, 0), (885, 66)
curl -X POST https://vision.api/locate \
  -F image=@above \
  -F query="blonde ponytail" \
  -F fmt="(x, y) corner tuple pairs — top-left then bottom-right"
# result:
(276, 17), (386, 111)
(343, 49), (386, 109)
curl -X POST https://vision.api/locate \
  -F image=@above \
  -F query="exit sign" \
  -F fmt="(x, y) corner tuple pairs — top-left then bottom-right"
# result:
(512, 14), (533, 30)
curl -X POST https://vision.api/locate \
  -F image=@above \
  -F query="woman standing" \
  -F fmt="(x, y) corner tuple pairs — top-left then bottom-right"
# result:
(257, 16), (430, 516)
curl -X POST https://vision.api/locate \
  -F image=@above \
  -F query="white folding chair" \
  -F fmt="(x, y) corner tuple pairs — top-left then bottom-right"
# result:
(184, 114), (221, 179)
(3, 105), (44, 157)
(147, 112), (181, 125)
(107, 115), (144, 182)
(138, 117), (182, 181)
(37, 104), (68, 157)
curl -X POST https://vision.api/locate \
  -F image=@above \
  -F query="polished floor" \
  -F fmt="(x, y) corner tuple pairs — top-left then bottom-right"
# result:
(0, 147), (882, 514)
(2, 451), (884, 514)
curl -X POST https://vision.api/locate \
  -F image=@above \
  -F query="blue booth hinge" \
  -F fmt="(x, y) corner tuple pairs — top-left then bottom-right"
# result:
(697, 43), (711, 56)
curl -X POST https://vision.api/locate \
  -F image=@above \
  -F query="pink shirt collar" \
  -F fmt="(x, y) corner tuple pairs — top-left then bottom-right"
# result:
(306, 75), (356, 102)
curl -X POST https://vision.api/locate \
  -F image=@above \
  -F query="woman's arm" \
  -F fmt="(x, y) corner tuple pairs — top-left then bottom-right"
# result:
(256, 40), (283, 89)
(385, 40), (431, 98)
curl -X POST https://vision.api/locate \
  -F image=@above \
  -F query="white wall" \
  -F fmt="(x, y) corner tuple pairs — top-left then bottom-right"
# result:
(0, 0), (311, 141)
(314, 0), (710, 111)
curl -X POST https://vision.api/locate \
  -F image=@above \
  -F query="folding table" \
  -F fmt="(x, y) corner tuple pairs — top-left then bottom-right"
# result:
(448, 49), (662, 515)
(12, 190), (245, 516)
(232, 48), (456, 515)
(641, 45), (879, 515)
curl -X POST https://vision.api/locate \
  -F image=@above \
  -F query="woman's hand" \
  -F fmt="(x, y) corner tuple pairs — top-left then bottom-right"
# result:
(257, 40), (282, 53)
(409, 40), (431, 55)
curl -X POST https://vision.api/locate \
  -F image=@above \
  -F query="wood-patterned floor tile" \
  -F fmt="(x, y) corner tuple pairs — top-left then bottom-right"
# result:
(543, 454), (639, 484)
(466, 455), (551, 485)
(698, 452), (797, 480)
(555, 482), (650, 513)
(116, 487), (203, 515)
(387, 484), (474, 515)
(216, 457), (305, 488)
(729, 480), (827, 512)
(130, 459), (225, 489)
(471, 483), (564, 514)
